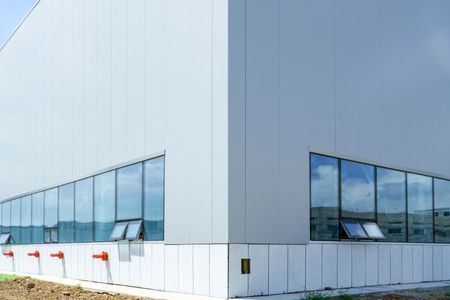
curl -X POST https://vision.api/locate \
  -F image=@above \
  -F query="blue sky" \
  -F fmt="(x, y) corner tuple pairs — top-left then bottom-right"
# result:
(0, 0), (38, 48)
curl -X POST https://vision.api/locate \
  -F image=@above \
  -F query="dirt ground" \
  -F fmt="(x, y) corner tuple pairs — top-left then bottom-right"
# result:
(0, 276), (150, 300)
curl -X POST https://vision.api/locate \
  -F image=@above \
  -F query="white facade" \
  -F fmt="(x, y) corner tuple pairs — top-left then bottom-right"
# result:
(2, 0), (450, 299)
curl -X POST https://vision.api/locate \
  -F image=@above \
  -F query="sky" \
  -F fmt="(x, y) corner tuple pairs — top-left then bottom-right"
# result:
(0, 0), (38, 48)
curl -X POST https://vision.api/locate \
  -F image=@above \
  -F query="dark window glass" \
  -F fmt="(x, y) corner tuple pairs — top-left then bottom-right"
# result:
(434, 178), (450, 242)
(407, 173), (433, 242)
(377, 168), (406, 242)
(94, 171), (115, 242)
(144, 157), (164, 240)
(341, 160), (375, 219)
(31, 192), (44, 243)
(59, 183), (74, 243)
(310, 154), (339, 240)
(75, 177), (93, 242)
(117, 163), (142, 220)
(20, 195), (32, 244)
(11, 199), (20, 244)
(44, 188), (58, 228)
(340, 219), (368, 239)
(2, 201), (10, 233)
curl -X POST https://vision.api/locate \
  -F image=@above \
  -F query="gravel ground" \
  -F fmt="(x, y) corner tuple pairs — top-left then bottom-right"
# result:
(326, 287), (450, 300)
(0, 276), (150, 300)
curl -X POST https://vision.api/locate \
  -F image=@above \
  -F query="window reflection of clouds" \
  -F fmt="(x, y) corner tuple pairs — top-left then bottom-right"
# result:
(94, 171), (115, 242)
(117, 163), (142, 221)
(407, 173), (433, 242)
(310, 154), (339, 241)
(377, 168), (406, 242)
(31, 192), (44, 243)
(144, 157), (164, 240)
(434, 178), (450, 242)
(75, 177), (93, 242)
(59, 183), (74, 243)
(20, 195), (32, 244)
(341, 160), (375, 219)
(44, 188), (58, 228)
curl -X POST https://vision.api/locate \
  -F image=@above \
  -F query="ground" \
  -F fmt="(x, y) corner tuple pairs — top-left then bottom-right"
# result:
(0, 275), (149, 300)
(306, 287), (450, 300)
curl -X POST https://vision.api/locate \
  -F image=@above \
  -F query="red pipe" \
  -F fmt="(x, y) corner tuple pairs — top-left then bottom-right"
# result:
(27, 251), (40, 258)
(50, 251), (64, 259)
(92, 251), (108, 261)
(2, 251), (13, 257)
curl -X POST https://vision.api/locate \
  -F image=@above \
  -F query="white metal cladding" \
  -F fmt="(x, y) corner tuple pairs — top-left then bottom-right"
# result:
(228, 0), (450, 244)
(0, 243), (228, 298)
(228, 242), (450, 298)
(0, 0), (228, 244)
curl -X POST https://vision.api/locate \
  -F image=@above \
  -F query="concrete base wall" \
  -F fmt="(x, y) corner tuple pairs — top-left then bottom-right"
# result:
(0, 243), (228, 299)
(229, 242), (450, 298)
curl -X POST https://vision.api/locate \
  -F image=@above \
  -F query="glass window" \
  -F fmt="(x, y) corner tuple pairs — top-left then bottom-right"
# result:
(110, 222), (127, 241)
(340, 219), (368, 239)
(2, 201), (10, 233)
(0, 204), (2, 234)
(75, 177), (93, 242)
(434, 178), (450, 243)
(20, 196), (32, 244)
(144, 157), (164, 240)
(94, 171), (116, 242)
(44, 188), (58, 228)
(11, 199), (20, 244)
(360, 221), (385, 239)
(341, 160), (375, 219)
(0, 233), (11, 245)
(117, 163), (142, 220)
(126, 220), (143, 240)
(310, 154), (339, 241)
(32, 192), (44, 243)
(59, 183), (74, 243)
(377, 168), (406, 242)
(407, 173), (433, 242)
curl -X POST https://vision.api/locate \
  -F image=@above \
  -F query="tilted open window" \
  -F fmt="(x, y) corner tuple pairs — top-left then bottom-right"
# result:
(109, 222), (128, 241)
(109, 220), (143, 241)
(44, 228), (58, 243)
(340, 219), (385, 240)
(0, 233), (11, 245)
(125, 220), (143, 241)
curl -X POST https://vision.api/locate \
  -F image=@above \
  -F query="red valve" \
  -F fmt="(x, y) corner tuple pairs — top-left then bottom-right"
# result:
(92, 251), (108, 261)
(50, 251), (64, 259)
(27, 251), (40, 258)
(3, 251), (13, 257)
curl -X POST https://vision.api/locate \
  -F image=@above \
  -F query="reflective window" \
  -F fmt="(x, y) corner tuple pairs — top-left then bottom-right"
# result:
(310, 154), (339, 240)
(75, 177), (93, 242)
(126, 220), (143, 240)
(2, 201), (10, 233)
(31, 192), (44, 243)
(94, 171), (115, 242)
(434, 178), (450, 243)
(11, 199), (20, 244)
(341, 160), (375, 219)
(407, 173), (433, 242)
(341, 219), (368, 239)
(0, 233), (11, 245)
(20, 196), (32, 244)
(144, 157), (164, 240)
(44, 188), (58, 228)
(0, 205), (2, 234)
(110, 222), (127, 241)
(59, 183), (74, 243)
(377, 168), (406, 242)
(360, 221), (385, 239)
(117, 163), (142, 220)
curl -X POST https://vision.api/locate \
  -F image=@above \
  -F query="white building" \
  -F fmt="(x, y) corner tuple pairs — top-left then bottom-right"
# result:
(2, 0), (450, 298)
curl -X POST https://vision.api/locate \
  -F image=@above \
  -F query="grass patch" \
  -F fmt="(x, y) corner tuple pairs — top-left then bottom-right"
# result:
(337, 291), (357, 300)
(0, 274), (18, 282)
(304, 291), (327, 300)
(74, 283), (83, 291)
